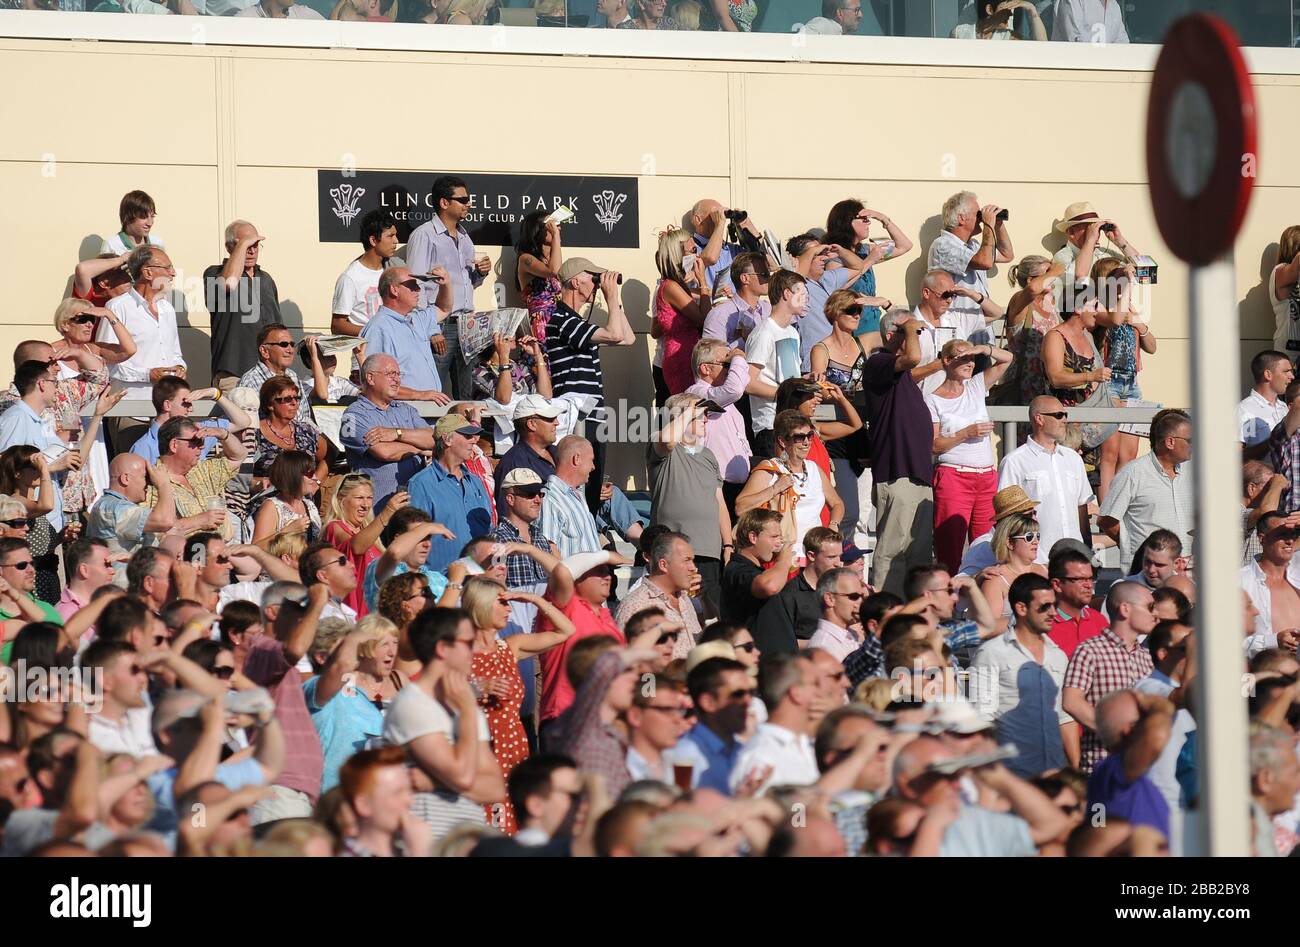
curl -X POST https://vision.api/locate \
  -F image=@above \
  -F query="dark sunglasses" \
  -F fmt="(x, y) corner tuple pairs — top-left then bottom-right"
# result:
(0, 519), (29, 529)
(3, 560), (32, 570)
(833, 591), (864, 602)
(179, 400), (194, 410)
(70, 314), (99, 326)
(1040, 411), (1069, 420)
(399, 278), (422, 292)
(177, 436), (205, 448)
(405, 588), (430, 603)
(656, 630), (681, 646)
(272, 394), (301, 405)
(511, 488), (546, 500)
(843, 304), (864, 316)
(733, 641), (756, 653)
(725, 688), (754, 701)
(129, 664), (145, 676)
(786, 432), (813, 443)
(263, 340), (295, 349)
(939, 290), (957, 300)
(212, 666), (236, 680)
(448, 195), (472, 204)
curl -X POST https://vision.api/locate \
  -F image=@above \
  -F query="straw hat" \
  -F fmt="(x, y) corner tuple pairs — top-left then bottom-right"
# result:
(992, 485), (1039, 522)
(1053, 201), (1102, 234)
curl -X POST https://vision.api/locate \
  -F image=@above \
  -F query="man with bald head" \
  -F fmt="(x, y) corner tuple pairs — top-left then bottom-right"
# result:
(205, 219), (282, 392)
(340, 353), (434, 510)
(1062, 580), (1157, 772)
(998, 395), (1094, 564)
(688, 198), (771, 294)
(540, 434), (603, 558)
(359, 263), (454, 403)
(1086, 688), (1174, 841)
(86, 454), (177, 563)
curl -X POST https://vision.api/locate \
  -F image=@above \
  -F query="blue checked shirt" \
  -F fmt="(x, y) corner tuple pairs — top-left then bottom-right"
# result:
(942, 619), (983, 656)
(489, 518), (553, 588)
(844, 634), (885, 687)
(1270, 420), (1300, 514)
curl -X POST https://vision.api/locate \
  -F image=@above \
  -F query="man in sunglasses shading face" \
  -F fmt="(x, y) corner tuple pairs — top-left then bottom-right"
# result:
(808, 567), (865, 662)
(130, 374), (251, 466)
(997, 396), (1094, 565)
(358, 265), (454, 404)
(971, 573), (1071, 778)
(238, 322), (316, 426)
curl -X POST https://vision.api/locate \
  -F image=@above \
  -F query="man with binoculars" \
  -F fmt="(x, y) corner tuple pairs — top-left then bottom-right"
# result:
(928, 190), (1012, 341)
(688, 198), (775, 295)
(1053, 200), (1145, 293)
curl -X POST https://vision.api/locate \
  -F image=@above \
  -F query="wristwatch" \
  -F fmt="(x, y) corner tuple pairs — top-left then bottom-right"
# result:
(395, 428), (403, 440)
(975, 292), (985, 305)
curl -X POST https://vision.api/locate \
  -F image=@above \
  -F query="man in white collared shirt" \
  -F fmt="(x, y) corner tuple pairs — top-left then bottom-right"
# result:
(81, 640), (159, 759)
(808, 567), (864, 662)
(1240, 350), (1293, 460)
(971, 573), (1072, 776)
(1241, 511), (1300, 658)
(910, 270), (998, 394)
(99, 246), (186, 398)
(999, 396), (1093, 564)
(730, 652), (820, 795)
(1051, 0), (1128, 44)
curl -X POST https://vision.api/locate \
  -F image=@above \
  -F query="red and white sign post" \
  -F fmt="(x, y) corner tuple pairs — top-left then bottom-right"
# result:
(1147, 14), (1257, 856)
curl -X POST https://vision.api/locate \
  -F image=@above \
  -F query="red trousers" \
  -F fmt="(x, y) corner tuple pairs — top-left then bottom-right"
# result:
(932, 465), (998, 574)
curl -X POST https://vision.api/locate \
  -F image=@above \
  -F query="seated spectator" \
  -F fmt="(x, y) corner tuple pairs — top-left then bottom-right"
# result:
(363, 507), (454, 612)
(625, 671), (693, 785)
(1051, 0), (1128, 44)
(775, 377), (862, 530)
(1117, 529), (1195, 603)
(100, 189), (163, 256)
(978, 512), (1047, 632)
(667, 0), (700, 28)
(843, 590), (903, 686)
(407, 413), (492, 573)
(729, 652), (820, 795)
(751, 526), (843, 655)
(340, 354), (434, 511)
(249, 449), (321, 546)
(99, 246), (185, 398)
(130, 375), (250, 466)
(1047, 545), (1109, 658)
(239, 323), (316, 428)
(472, 754), (582, 855)
(1087, 689), (1174, 840)
(952, 0), (1046, 39)
(807, 567), (865, 662)
(384, 607), (505, 839)
(471, 331), (552, 418)
(204, 220), (281, 391)
(686, 338), (752, 510)
(149, 416), (246, 542)
(926, 338), (1012, 573)
(615, 531), (703, 661)
(301, 336), (360, 408)
(720, 508), (795, 630)
(1098, 409), (1195, 574)
(331, 209), (402, 340)
(337, 746), (431, 858)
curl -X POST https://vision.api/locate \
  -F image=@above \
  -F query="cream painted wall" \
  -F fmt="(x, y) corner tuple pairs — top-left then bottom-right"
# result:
(3, 37), (1298, 486)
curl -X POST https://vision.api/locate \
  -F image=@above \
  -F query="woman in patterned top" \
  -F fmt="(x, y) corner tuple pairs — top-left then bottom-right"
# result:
(253, 376), (328, 485)
(998, 256), (1064, 406)
(462, 575), (576, 835)
(515, 211), (564, 347)
(251, 449), (322, 546)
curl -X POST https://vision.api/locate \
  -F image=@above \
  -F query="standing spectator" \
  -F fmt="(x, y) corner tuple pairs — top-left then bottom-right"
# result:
(649, 394), (731, 614)
(238, 323), (317, 427)
(1098, 408), (1195, 573)
(808, 567), (865, 662)
(822, 199), (912, 348)
(323, 473), (389, 618)
(737, 410), (844, 560)
(1242, 462), (1286, 566)
(252, 376), (328, 484)
(514, 211), (564, 346)
(1000, 257), (1064, 405)
(1042, 290), (1109, 425)
(383, 607), (505, 839)
(673, 657), (752, 794)
(729, 652), (820, 795)
(471, 330), (551, 414)
(407, 414), (493, 573)
(926, 338), (1012, 573)
(687, 200), (770, 294)
(1240, 350), (1293, 460)
(1051, 0), (1129, 43)
(339, 354), (433, 511)
(752, 527), (844, 655)
(331, 209), (402, 340)
(745, 271), (807, 459)
(1047, 546), (1109, 658)
(128, 376), (251, 466)
(1268, 226), (1300, 359)
(1050, 202), (1141, 296)
(1240, 512), (1300, 658)
(462, 575), (576, 834)
(908, 270), (988, 395)
(653, 229), (713, 396)
(970, 573), (1071, 777)
(71, 252), (131, 309)
(86, 454), (178, 560)
(927, 191), (1012, 340)
(1270, 381), (1300, 514)
(1062, 581), (1156, 772)
(204, 220), (281, 392)
(998, 396), (1094, 564)
(686, 338), (752, 511)
(98, 246), (186, 398)
(548, 259), (634, 510)
(404, 176), (491, 400)
(149, 417), (246, 542)
(615, 531), (702, 661)
(0, 361), (71, 535)
(784, 233), (870, 372)
(625, 673), (693, 783)
(493, 394), (562, 513)
(1134, 620), (1196, 855)
(702, 251), (770, 351)
(359, 265), (454, 403)
(720, 508), (795, 630)
(1087, 690), (1173, 839)
(863, 311), (934, 596)
(539, 435), (604, 559)
(843, 590), (903, 686)
(100, 190), (162, 255)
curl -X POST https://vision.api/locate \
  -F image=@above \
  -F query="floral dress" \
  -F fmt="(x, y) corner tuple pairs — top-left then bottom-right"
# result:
(53, 362), (110, 514)
(470, 638), (528, 836)
(253, 421), (319, 479)
(1005, 306), (1061, 404)
(522, 275), (561, 350)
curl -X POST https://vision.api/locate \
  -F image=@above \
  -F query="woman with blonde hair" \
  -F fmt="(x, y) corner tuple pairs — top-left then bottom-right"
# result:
(324, 473), (399, 619)
(653, 227), (713, 396)
(305, 614), (404, 794)
(926, 337), (1013, 574)
(1270, 224), (1300, 356)
(377, 571), (433, 678)
(998, 255), (1064, 405)
(462, 574), (576, 834)
(977, 511), (1046, 630)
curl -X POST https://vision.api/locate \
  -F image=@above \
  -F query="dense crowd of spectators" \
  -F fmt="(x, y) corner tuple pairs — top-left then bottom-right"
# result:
(0, 174), (1293, 860)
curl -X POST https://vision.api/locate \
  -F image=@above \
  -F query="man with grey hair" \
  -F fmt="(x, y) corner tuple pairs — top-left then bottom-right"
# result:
(926, 191), (1011, 347)
(615, 529), (702, 660)
(359, 264), (454, 403)
(204, 219), (281, 392)
(100, 244), (186, 397)
(808, 567), (864, 662)
(1085, 688), (1174, 842)
(1250, 723), (1300, 856)
(340, 353), (434, 510)
(997, 394), (1094, 564)
(909, 268), (995, 394)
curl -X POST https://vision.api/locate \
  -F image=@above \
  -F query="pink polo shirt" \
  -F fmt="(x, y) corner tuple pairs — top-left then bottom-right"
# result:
(56, 587), (93, 642)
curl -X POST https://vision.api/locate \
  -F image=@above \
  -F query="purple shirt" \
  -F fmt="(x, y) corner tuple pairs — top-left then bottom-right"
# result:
(686, 354), (753, 484)
(1086, 749), (1170, 839)
(404, 216), (483, 314)
(862, 350), (933, 486)
(703, 296), (770, 350)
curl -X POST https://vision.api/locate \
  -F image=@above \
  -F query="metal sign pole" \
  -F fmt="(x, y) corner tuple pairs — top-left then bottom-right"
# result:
(1188, 254), (1251, 856)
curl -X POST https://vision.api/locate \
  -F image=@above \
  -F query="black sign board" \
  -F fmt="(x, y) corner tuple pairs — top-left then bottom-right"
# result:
(317, 170), (640, 249)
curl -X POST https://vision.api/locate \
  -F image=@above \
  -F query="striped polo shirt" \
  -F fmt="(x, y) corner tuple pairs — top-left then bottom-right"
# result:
(545, 301), (604, 416)
(539, 474), (602, 559)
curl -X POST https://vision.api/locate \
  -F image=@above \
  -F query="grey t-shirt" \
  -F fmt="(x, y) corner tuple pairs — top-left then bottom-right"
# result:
(0, 808), (115, 857)
(647, 444), (724, 560)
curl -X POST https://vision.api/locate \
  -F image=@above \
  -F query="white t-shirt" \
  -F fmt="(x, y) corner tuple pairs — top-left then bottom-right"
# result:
(384, 683), (491, 748)
(914, 308), (987, 394)
(926, 374), (993, 468)
(1238, 389), (1287, 448)
(331, 258), (401, 329)
(746, 317), (801, 433)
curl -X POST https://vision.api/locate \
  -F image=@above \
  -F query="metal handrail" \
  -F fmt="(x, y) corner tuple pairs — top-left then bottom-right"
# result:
(987, 404), (1163, 462)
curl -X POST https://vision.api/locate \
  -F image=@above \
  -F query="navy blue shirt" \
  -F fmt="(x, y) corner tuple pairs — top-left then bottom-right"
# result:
(1087, 749), (1171, 838)
(407, 458), (493, 573)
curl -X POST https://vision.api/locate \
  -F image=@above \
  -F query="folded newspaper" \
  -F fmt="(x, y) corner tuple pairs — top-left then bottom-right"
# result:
(311, 335), (367, 358)
(460, 307), (530, 359)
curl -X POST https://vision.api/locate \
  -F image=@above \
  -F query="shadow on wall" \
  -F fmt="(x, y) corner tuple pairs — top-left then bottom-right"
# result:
(903, 215), (943, 306)
(1240, 241), (1279, 345)
(599, 277), (653, 490)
